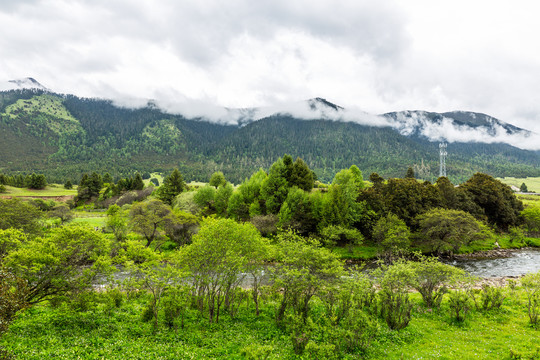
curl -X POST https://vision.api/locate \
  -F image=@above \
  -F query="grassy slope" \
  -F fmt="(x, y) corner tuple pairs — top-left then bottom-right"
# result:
(1, 185), (77, 197)
(499, 176), (540, 193)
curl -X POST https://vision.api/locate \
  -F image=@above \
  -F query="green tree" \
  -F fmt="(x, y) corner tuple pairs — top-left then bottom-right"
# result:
(405, 167), (415, 179)
(390, 256), (467, 308)
(289, 157), (314, 191)
(272, 230), (344, 323)
(372, 213), (411, 261)
(261, 159), (289, 214)
(76, 172), (103, 203)
(132, 172), (144, 191)
(209, 171), (227, 188)
(24, 173), (47, 189)
(4, 224), (112, 304)
(63, 180), (73, 189)
(179, 218), (265, 323)
(129, 199), (175, 248)
(0, 268), (29, 359)
(522, 206), (540, 236)
(462, 173), (523, 231)
(379, 177), (442, 227)
(320, 225), (364, 254)
(157, 168), (185, 205)
(0, 228), (27, 259)
(227, 169), (267, 221)
(520, 183), (529, 192)
(0, 198), (42, 235)
(47, 204), (73, 225)
(278, 187), (316, 235)
(416, 208), (489, 255)
(105, 204), (129, 242)
(164, 209), (199, 246)
(214, 183), (234, 217)
(521, 271), (540, 326)
(193, 185), (217, 214)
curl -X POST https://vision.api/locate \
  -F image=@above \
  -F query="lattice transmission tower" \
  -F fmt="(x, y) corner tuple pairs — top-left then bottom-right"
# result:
(439, 142), (447, 177)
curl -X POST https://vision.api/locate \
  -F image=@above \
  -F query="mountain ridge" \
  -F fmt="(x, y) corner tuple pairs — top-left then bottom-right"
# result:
(0, 86), (538, 184)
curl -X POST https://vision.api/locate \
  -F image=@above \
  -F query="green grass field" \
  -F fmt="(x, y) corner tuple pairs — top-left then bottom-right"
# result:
(499, 176), (540, 193)
(1, 185), (77, 198)
(3, 286), (540, 359)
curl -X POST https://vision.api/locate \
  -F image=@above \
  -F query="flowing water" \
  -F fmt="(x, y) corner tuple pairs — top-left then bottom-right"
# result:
(445, 248), (540, 277)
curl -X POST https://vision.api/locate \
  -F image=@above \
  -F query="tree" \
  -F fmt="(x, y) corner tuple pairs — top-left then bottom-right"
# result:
(379, 177), (442, 227)
(521, 271), (540, 326)
(63, 180), (73, 189)
(214, 183), (234, 217)
(164, 209), (199, 246)
(129, 199), (175, 248)
(0, 268), (29, 358)
(227, 169), (267, 221)
(193, 185), (217, 214)
(76, 172), (103, 203)
(520, 183), (529, 192)
(0, 228), (27, 259)
(390, 256), (467, 308)
(4, 224), (112, 304)
(462, 173), (523, 231)
(0, 198), (43, 235)
(522, 206), (540, 236)
(179, 218), (265, 323)
(372, 213), (410, 261)
(405, 167), (415, 179)
(209, 171), (227, 188)
(261, 159), (289, 214)
(48, 204), (73, 225)
(105, 204), (129, 242)
(132, 172), (144, 191)
(271, 230), (344, 323)
(278, 187), (316, 235)
(289, 157), (314, 191)
(416, 208), (489, 255)
(24, 173), (47, 189)
(157, 169), (185, 205)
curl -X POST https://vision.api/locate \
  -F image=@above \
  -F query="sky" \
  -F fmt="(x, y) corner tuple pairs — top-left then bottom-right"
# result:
(1, 0), (540, 143)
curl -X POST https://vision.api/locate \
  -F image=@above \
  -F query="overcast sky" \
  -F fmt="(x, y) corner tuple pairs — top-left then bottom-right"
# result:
(1, 0), (540, 136)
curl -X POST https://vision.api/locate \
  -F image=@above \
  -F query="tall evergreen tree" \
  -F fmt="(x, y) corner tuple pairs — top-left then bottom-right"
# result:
(289, 157), (314, 191)
(157, 169), (185, 205)
(132, 172), (144, 191)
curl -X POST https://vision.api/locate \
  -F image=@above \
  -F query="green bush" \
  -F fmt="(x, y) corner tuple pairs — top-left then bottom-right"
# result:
(448, 290), (471, 322)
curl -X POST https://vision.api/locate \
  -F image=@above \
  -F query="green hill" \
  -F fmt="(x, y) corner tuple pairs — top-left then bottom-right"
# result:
(1, 89), (539, 184)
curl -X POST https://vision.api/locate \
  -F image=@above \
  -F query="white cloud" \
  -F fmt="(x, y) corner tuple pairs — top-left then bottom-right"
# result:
(0, 0), (539, 147)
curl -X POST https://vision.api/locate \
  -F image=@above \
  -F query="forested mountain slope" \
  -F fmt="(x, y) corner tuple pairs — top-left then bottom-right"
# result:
(0, 89), (538, 183)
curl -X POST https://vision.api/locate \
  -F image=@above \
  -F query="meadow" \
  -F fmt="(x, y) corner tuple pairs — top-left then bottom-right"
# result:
(2, 285), (539, 359)
(499, 176), (540, 193)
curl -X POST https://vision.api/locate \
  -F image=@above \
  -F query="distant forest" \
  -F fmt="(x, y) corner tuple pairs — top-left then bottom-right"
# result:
(1, 89), (539, 184)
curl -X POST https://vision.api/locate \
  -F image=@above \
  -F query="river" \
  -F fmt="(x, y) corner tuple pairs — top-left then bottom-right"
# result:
(445, 248), (540, 277)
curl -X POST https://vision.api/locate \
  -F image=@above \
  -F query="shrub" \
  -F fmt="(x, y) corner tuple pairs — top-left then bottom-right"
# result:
(448, 289), (471, 322)
(240, 344), (273, 360)
(521, 272), (540, 326)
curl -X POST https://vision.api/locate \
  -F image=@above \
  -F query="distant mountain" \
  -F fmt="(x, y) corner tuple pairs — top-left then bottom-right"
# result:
(384, 110), (529, 139)
(0, 86), (538, 184)
(7, 77), (49, 91)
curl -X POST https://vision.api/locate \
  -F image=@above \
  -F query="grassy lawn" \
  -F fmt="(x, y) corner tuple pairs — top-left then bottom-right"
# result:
(71, 210), (107, 228)
(1, 185), (77, 198)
